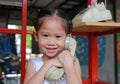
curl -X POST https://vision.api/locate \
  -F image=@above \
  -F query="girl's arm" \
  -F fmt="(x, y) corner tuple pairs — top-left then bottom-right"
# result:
(74, 58), (82, 84)
(64, 60), (82, 84)
(58, 50), (82, 84)
(24, 60), (52, 84)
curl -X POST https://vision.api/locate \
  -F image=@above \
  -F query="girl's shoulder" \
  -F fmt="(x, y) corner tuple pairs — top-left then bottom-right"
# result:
(31, 56), (44, 72)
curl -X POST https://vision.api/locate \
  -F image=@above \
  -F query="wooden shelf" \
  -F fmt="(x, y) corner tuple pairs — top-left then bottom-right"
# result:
(73, 22), (120, 32)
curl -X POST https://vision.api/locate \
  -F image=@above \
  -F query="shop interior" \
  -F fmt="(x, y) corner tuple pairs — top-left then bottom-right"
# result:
(0, 0), (120, 84)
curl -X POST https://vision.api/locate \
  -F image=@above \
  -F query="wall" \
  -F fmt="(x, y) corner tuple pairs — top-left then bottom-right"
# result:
(75, 35), (115, 83)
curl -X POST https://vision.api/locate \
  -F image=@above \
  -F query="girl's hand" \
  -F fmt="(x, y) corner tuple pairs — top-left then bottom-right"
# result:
(46, 57), (63, 68)
(57, 50), (75, 66)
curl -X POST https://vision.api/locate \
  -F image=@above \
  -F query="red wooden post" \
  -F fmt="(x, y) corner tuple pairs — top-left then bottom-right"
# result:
(87, 0), (98, 84)
(21, 0), (27, 84)
(88, 33), (98, 84)
(87, 0), (98, 5)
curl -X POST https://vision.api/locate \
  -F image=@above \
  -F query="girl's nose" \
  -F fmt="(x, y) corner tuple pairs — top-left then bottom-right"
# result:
(47, 38), (56, 45)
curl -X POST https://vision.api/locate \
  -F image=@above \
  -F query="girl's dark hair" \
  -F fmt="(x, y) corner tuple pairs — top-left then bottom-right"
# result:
(32, 8), (73, 34)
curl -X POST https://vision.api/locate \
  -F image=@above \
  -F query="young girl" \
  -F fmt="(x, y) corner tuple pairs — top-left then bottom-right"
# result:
(24, 8), (82, 84)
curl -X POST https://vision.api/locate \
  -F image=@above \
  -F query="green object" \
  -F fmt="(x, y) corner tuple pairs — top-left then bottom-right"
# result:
(118, 64), (120, 73)
(117, 33), (120, 39)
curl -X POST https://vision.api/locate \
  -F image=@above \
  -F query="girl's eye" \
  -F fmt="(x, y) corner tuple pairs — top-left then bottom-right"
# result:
(43, 34), (48, 37)
(56, 36), (62, 38)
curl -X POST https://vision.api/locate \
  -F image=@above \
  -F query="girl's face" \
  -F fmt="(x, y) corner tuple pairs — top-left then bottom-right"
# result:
(35, 16), (67, 58)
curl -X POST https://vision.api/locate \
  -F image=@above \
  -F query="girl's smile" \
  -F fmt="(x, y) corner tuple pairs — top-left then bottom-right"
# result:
(46, 47), (57, 53)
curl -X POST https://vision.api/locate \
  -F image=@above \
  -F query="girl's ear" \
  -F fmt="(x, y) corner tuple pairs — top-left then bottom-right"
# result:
(33, 30), (38, 42)
(67, 33), (71, 37)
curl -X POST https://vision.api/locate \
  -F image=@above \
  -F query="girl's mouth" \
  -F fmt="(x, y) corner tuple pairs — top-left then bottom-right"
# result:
(46, 48), (57, 53)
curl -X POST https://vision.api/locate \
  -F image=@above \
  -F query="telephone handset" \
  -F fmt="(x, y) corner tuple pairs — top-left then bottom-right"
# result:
(45, 36), (77, 81)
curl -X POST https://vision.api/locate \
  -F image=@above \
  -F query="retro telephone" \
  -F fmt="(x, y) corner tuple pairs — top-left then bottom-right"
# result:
(45, 36), (77, 81)
(72, 2), (112, 25)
